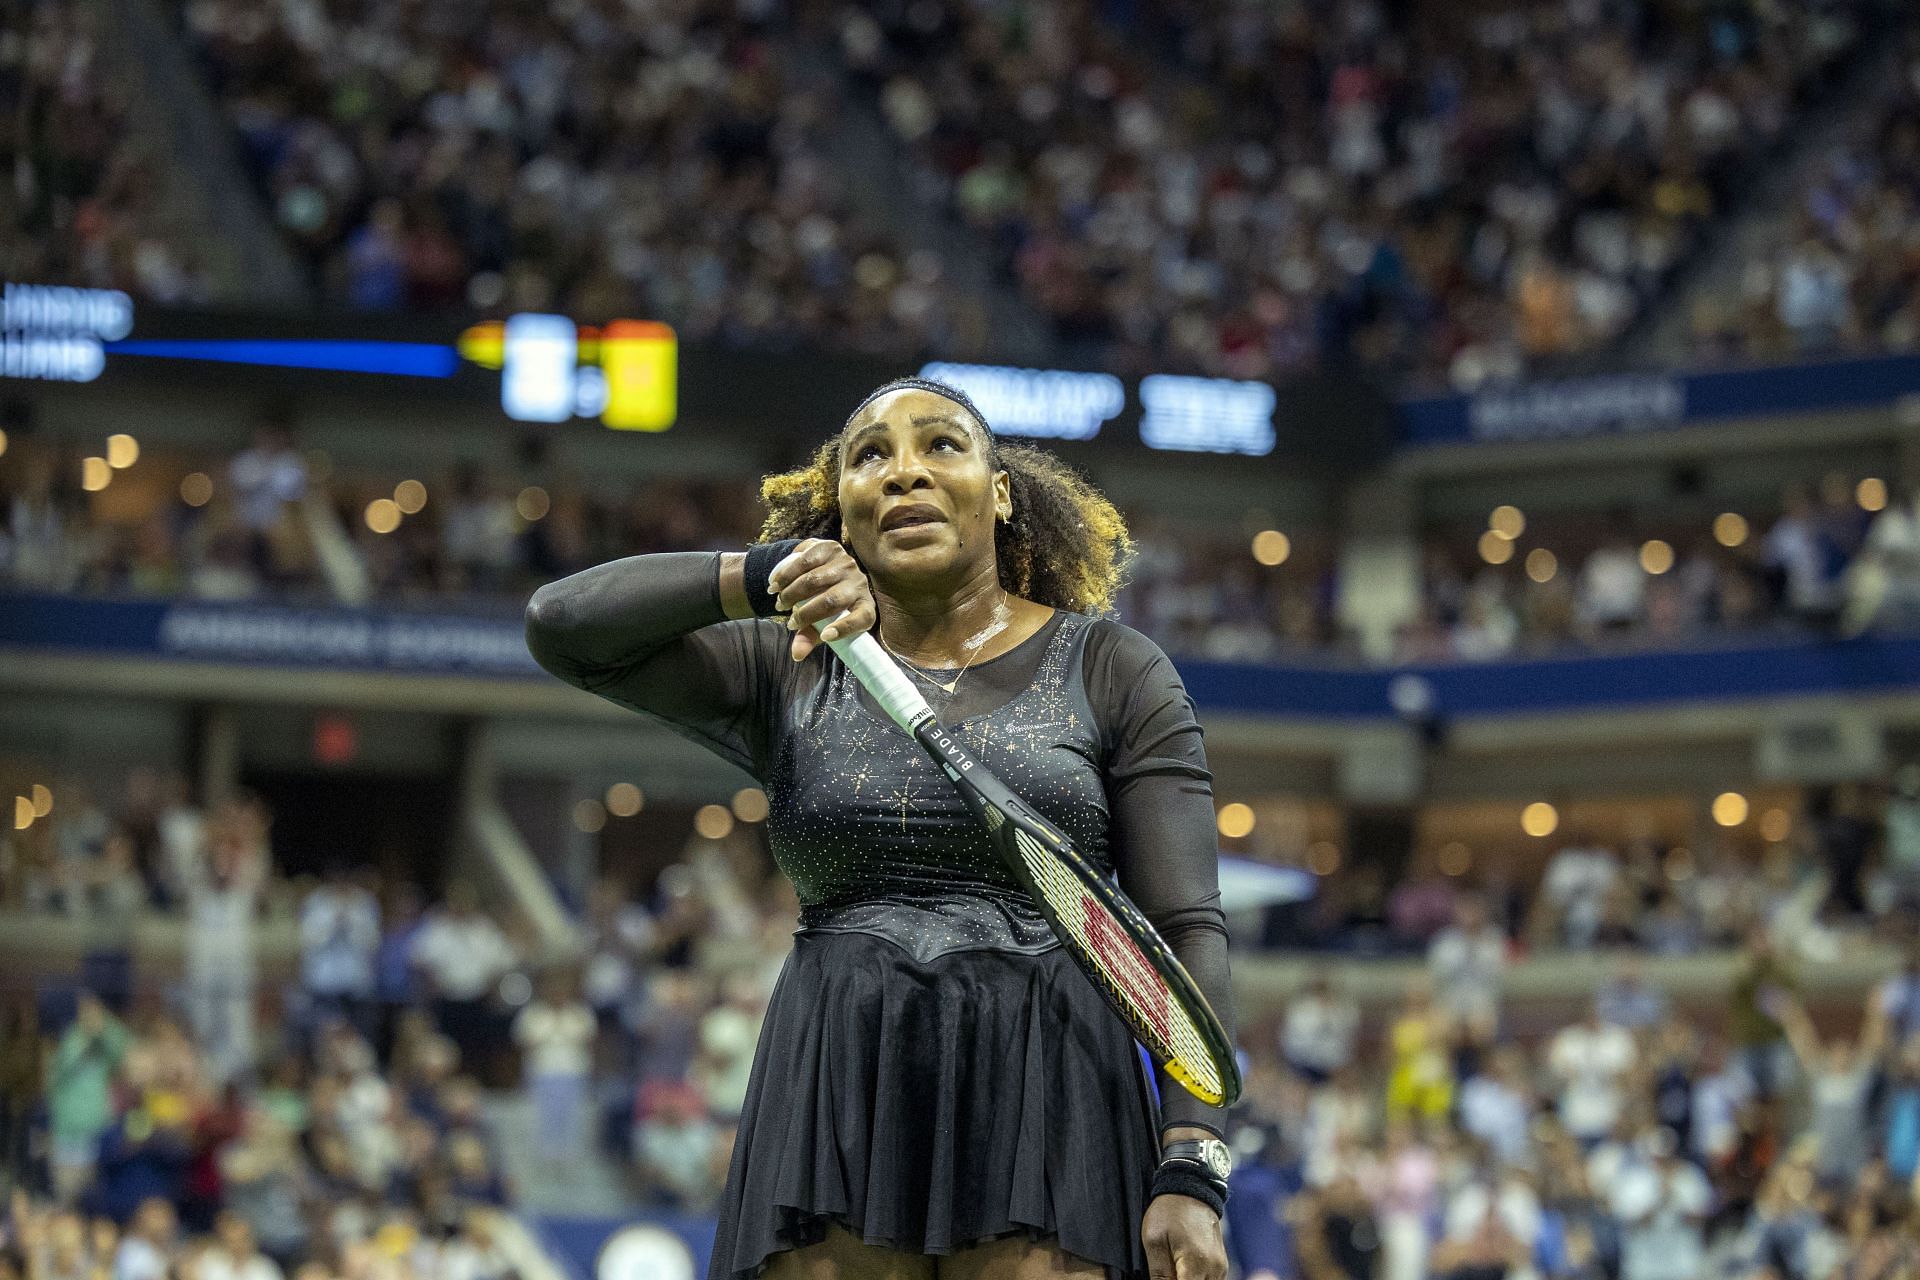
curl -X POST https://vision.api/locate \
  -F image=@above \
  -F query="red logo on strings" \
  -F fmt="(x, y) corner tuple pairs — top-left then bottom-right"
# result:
(1083, 893), (1172, 1043)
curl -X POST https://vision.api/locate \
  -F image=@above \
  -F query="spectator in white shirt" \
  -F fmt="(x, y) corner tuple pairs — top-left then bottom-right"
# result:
(1549, 1002), (1638, 1144)
(1846, 482), (1920, 633)
(226, 422), (307, 580)
(633, 1079), (722, 1210)
(1541, 833), (1619, 949)
(1764, 485), (1844, 627)
(1458, 1046), (1534, 1168)
(153, 770), (206, 913)
(298, 866), (381, 1042)
(111, 1198), (176, 1280)
(1608, 1128), (1711, 1280)
(227, 423), (305, 530)
(1576, 521), (1647, 637)
(512, 969), (597, 1166)
(185, 800), (267, 1086)
(1281, 973), (1360, 1083)
(197, 1213), (283, 1280)
(1427, 893), (1506, 1038)
(580, 878), (656, 1045)
(693, 973), (764, 1122)
(412, 881), (517, 1080)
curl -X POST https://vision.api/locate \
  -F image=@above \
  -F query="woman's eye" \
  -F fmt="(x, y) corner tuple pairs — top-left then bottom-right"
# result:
(856, 444), (884, 463)
(931, 436), (961, 452)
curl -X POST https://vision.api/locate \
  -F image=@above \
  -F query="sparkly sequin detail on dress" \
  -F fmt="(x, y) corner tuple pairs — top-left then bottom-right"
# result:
(766, 611), (1105, 962)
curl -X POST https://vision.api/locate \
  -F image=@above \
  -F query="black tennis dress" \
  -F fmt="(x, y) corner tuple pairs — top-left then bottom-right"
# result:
(524, 553), (1235, 1280)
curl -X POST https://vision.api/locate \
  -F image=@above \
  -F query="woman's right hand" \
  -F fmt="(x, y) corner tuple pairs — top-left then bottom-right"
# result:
(768, 538), (876, 661)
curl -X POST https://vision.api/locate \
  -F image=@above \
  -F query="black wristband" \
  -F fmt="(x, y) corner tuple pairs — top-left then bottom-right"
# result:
(1150, 1162), (1227, 1218)
(743, 540), (803, 618)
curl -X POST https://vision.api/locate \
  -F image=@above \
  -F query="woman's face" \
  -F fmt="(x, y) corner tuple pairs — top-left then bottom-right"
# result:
(838, 388), (1009, 588)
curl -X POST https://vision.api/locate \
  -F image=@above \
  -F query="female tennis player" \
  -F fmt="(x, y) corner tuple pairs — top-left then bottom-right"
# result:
(525, 377), (1236, 1280)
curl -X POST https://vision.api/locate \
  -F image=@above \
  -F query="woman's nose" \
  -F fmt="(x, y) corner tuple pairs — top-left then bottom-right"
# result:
(881, 455), (932, 494)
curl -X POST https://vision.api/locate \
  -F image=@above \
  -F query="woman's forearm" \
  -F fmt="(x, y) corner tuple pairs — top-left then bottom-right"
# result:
(524, 551), (739, 683)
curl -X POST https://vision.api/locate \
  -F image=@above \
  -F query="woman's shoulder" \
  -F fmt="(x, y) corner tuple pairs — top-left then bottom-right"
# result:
(1079, 614), (1182, 680)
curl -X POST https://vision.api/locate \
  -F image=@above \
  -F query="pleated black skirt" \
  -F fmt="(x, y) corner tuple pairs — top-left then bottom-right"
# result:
(707, 930), (1162, 1280)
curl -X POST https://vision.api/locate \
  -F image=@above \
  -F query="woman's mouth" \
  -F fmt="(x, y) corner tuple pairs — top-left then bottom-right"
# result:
(880, 504), (946, 533)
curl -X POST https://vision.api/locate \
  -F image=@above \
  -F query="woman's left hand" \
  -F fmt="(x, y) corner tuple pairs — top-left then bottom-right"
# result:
(1141, 1194), (1226, 1280)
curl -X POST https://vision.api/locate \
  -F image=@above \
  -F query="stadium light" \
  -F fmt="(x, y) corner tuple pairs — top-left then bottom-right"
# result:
(1216, 803), (1255, 839)
(1858, 477), (1889, 512)
(1713, 513), (1748, 547)
(106, 433), (139, 469)
(1759, 807), (1791, 842)
(80, 457), (110, 491)
(365, 499), (401, 534)
(1478, 530), (1514, 565)
(1251, 530), (1290, 566)
(1307, 842), (1342, 876)
(1488, 505), (1525, 539)
(1521, 802), (1558, 837)
(605, 783), (643, 818)
(732, 788), (769, 823)
(516, 486), (550, 522)
(1525, 548), (1557, 582)
(180, 472), (214, 506)
(30, 784), (52, 818)
(573, 798), (607, 833)
(695, 804), (735, 840)
(1639, 539), (1674, 574)
(394, 479), (428, 514)
(1712, 792), (1748, 827)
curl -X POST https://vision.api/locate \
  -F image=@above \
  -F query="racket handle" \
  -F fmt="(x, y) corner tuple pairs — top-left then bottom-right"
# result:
(821, 614), (933, 733)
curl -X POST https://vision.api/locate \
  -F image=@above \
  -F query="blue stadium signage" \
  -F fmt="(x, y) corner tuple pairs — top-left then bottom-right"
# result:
(0, 282), (134, 382)
(1402, 353), (1920, 447)
(917, 361), (1125, 441)
(917, 362), (1276, 455)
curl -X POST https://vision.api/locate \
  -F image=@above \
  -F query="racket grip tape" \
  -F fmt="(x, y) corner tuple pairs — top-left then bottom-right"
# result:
(822, 614), (933, 733)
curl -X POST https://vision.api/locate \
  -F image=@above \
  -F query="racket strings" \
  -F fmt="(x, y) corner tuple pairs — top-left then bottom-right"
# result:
(1012, 828), (1225, 1104)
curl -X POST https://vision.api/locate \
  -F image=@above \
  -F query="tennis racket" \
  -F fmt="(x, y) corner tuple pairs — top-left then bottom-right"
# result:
(823, 621), (1242, 1108)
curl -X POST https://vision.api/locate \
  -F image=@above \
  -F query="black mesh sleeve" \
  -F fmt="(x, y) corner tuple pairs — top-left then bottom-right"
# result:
(523, 552), (787, 777)
(1084, 620), (1236, 1137)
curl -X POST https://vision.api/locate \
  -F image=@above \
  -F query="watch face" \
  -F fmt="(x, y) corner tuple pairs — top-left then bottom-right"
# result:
(1203, 1141), (1232, 1180)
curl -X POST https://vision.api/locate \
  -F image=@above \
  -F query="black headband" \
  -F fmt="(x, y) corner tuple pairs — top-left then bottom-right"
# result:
(843, 377), (995, 454)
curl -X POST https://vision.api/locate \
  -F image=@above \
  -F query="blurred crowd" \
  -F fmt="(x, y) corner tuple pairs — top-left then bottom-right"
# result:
(0, 752), (798, 1216)
(172, 0), (984, 358)
(1691, 31), (1920, 366)
(0, 424), (764, 610)
(0, 0), (213, 302)
(1252, 768), (1917, 966)
(7, 427), (1920, 666)
(9, 756), (1920, 1279)
(168, 0), (1881, 385)
(1385, 474), (1919, 666)
(19, 0), (1920, 389)
(839, 0), (1867, 386)
(0, 768), (568, 1280)
(1225, 922), (1920, 1280)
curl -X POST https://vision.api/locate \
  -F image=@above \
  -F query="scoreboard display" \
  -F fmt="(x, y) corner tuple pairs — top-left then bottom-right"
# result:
(0, 281), (678, 432)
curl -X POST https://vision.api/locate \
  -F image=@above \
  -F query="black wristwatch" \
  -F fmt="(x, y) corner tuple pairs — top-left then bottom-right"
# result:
(1160, 1138), (1232, 1185)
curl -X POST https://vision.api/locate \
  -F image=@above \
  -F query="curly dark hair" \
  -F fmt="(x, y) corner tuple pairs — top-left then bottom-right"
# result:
(757, 379), (1134, 615)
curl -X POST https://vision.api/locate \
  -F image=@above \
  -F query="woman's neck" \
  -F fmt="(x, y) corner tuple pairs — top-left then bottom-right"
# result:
(873, 562), (1045, 666)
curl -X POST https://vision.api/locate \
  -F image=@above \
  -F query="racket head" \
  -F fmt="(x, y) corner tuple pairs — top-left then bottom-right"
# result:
(913, 722), (1243, 1108)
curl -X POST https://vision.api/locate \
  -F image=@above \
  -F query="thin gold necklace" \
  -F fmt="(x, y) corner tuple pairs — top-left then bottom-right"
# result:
(882, 591), (1010, 697)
